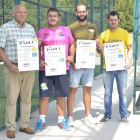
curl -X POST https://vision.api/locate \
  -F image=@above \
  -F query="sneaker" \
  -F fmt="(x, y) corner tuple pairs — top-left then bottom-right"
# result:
(84, 114), (98, 125)
(100, 116), (111, 124)
(121, 116), (129, 124)
(35, 119), (47, 133)
(57, 119), (71, 131)
(67, 116), (74, 127)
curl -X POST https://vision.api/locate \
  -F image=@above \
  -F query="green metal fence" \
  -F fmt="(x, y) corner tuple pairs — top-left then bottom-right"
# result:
(133, 0), (140, 114)
(0, 0), (115, 131)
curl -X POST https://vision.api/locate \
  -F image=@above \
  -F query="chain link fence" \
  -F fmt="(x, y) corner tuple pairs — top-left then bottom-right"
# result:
(0, 0), (115, 130)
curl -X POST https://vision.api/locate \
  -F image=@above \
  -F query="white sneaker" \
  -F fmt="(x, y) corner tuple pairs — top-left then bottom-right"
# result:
(84, 114), (98, 125)
(67, 116), (74, 127)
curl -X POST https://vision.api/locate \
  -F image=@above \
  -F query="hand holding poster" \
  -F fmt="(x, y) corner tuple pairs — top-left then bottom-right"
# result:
(44, 45), (66, 76)
(104, 42), (125, 71)
(76, 40), (96, 68)
(17, 39), (39, 71)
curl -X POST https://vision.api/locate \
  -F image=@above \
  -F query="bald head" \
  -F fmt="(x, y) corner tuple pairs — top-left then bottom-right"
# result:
(12, 5), (26, 27)
(13, 4), (26, 12)
(76, 3), (87, 11)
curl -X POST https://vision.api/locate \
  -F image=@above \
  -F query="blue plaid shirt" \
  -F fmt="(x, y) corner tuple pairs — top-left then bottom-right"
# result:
(0, 20), (37, 63)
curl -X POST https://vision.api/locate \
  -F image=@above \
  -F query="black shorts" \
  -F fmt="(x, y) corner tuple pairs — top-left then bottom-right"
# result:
(39, 71), (69, 97)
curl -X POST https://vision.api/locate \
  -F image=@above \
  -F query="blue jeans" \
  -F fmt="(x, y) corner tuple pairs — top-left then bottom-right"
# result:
(102, 69), (127, 118)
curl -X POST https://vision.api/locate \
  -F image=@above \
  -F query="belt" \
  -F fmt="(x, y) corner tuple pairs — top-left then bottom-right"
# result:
(11, 62), (18, 66)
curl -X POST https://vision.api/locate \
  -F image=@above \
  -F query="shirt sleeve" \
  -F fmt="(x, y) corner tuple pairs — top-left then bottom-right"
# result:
(67, 27), (74, 44)
(99, 33), (104, 46)
(94, 25), (98, 39)
(32, 28), (37, 39)
(37, 30), (42, 48)
(0, 26), (7, 49)
(125, 31), (131, 46)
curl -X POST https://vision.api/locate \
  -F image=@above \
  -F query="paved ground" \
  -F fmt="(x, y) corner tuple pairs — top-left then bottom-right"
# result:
(0, 66), (140, 140)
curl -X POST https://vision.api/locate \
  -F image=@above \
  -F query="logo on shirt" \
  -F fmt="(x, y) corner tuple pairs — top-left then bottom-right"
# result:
(44, 33), (50, 38)
(107, 38), (122, 43)
(88, 27), (94, 31)
(58, 32), (64, 37)
(88, 27), (94, 39)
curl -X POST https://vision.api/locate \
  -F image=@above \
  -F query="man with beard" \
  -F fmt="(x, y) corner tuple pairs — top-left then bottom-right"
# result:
(35, 7), (75, 132)
(67, 3), (99, 127)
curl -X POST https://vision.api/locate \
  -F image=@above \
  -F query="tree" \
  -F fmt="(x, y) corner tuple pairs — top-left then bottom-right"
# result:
(116, 0), (133, 32)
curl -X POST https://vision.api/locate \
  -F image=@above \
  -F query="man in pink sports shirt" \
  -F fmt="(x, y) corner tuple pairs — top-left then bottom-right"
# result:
(35, 7), (75, 132)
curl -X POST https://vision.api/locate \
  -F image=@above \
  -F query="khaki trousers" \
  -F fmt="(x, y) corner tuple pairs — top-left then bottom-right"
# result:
(3, 65), (35, 131)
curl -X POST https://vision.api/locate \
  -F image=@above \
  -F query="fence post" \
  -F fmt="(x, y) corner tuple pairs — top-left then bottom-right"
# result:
(100, 0), (103, 33)
(2, 0), (5, 24)
(100, 0), (103, 72)
(14, 0), (21, 5)
(108, 0), (111, 13)
(113, 0), (116, 9)
(133, 0), (139, 61)
(38, 0), (41, 30)
(90, 0), (93, 23)
(107, 0), (111, 28)
(75, 0), (78, 21)
(52, 0), (57, 7)
(65, 12), (68, 26)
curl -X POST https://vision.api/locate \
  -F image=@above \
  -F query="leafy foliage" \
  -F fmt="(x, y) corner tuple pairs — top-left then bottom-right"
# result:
(116, 0), (133, 32)
(0, 0), (118, 32)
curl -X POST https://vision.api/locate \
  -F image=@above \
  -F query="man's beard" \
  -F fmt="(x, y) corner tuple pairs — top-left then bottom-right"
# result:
(77, 15), (87, 22)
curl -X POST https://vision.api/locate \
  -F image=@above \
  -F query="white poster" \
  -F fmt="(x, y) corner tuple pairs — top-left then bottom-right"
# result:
(76, 40), (96, 68)
(44, 45), (66, 76)
(104, 42), (125, 71)
(17, 39), (39, 71)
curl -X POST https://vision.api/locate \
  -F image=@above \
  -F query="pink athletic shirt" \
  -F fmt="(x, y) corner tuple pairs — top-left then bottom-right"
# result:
(37, 26), (74, 71)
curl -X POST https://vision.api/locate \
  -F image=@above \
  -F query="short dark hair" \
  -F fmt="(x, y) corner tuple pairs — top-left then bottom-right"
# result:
(47, 7), (60, 16)
(76, 3), (87, 11)
(108, 11), (119, 19)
